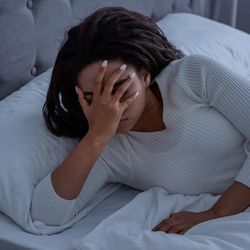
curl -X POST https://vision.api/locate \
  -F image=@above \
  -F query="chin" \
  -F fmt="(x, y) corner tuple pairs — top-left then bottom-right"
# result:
(116, 128), (129, 134)
(116, 123), (131, 134)
(116, 116), (138, 134)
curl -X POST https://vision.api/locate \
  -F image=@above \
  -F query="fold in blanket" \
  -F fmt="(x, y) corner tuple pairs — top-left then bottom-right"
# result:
(72, 187), (250, 250)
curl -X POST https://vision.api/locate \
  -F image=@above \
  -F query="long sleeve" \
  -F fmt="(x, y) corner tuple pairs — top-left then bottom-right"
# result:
(172, 54), (250, 187)
(30, 151), (121, 226)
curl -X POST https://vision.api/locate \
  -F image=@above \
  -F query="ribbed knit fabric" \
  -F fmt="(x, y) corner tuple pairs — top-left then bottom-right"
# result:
(31, 54), (250, 227)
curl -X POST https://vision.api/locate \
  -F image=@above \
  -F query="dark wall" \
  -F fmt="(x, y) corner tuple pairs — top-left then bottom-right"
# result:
(236, 0), (250, 34)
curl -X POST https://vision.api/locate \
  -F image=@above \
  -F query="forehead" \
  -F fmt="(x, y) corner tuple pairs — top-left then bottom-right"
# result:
(77, 59), (132, 90)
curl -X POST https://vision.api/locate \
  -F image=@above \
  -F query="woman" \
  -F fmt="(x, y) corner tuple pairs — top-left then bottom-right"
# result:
(31, 6), (250, 235)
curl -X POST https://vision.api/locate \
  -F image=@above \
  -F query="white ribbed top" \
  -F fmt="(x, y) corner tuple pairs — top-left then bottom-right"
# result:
(31, 54), (250, 227)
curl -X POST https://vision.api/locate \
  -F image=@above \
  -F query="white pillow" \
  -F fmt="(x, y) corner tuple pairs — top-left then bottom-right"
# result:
(0, 68), (78, 234)
(157, 13), (250, 79)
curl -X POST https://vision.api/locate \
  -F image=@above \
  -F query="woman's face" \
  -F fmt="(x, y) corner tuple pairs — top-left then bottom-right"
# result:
(77, 59), (151, 134)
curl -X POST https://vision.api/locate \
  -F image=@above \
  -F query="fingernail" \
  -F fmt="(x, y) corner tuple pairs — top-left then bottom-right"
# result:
(130, 72), (135, 78)
(75, 86), (78, 94)
(102, 60), (108, 68)
(120, 64), (127, 71)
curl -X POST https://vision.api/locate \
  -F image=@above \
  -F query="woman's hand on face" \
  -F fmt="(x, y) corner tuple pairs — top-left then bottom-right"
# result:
(75, 60), (139, 140)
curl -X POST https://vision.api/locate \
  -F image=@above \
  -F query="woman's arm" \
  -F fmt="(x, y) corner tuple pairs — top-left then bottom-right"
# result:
(50, 132), (110, 200)
(153, 55), (250, 234)
(152, 181), (250, 234)
(178, 54), (250, 216)
(210, 181), (250, 217)
(179, 54), (250, 188)
(31, 132), (114, 226)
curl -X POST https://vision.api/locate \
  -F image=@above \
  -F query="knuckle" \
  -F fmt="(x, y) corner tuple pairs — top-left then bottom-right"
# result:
(111, 107), (119, 116)
(106, 102), (115, 110)
(113, 103), (120, 111)
(107, 102), (113, 109)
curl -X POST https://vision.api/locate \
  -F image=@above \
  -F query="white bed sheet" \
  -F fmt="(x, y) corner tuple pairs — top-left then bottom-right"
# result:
(73, 187), (250, 250)
(0, 185), (141, 250)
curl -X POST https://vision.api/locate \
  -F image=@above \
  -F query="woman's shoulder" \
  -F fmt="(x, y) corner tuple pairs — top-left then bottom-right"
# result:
(169, 54), (220, 70)
(153, 54), (216, 90)
(154, 54), (217, 83)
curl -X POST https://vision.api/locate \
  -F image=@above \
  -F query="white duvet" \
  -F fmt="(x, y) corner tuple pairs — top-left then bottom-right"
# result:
(72, 13), (250, 250)
(73, 187), (250, 250)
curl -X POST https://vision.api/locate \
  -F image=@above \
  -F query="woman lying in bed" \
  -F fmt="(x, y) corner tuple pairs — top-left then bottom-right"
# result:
(31, 6), (250, 235)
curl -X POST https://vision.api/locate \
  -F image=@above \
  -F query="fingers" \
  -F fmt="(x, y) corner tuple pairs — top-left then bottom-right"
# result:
(95, 60), (108, 96)
(179, 227), (191, 235)
(120, 90), (139, 110)
(75, 85), (89, 112)
(156, 222), (173, 233)
(102, 63), (127, 97)
(167, 224), (186, 234)
(152, 216), (190, 234)
(113, 72), (135, 101)
(152, 217), (175, 233)
(152, 219), (166, 231)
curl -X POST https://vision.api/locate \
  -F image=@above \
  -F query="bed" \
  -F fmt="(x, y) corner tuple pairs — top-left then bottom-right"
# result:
(1, 0), (250, 250)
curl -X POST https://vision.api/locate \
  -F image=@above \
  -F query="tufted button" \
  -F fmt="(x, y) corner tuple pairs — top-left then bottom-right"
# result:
(31, 66), (37, 76)
(26, 0), (33, 9)
(244, 139), (250, 156)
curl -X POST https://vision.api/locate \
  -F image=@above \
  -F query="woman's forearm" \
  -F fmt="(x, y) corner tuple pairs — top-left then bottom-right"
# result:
(210, 181), (250, 218)
(51, 132), (110, 200)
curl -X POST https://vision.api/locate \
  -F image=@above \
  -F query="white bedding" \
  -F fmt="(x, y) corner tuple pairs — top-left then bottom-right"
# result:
(0, 185), (141, 250)
(73, 187), (250, 250)
(1, 12), (250, 249)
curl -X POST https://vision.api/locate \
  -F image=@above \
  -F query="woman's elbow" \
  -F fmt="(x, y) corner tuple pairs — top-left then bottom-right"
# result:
(30, 201), (75, 226)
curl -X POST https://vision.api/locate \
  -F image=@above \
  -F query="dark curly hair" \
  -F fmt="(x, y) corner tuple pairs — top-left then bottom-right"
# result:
(43, 6), (184, 140)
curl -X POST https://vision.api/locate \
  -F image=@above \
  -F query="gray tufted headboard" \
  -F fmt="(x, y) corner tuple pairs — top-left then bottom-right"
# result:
(0, 0), (235, 100)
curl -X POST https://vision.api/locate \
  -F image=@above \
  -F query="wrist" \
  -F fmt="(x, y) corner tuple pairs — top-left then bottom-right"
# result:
(198, 209), (221, 223)
(208, 205), (236, 219)
(206, 208), (222, 220)
(86, 131), (111, 146)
